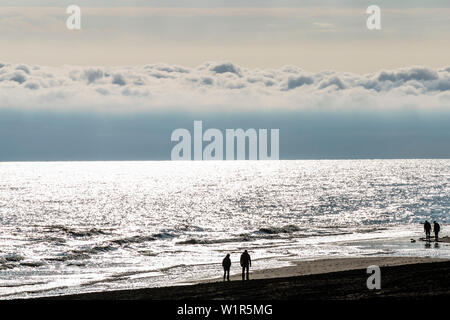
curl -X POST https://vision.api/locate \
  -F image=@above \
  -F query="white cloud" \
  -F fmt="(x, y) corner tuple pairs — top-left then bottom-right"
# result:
(0, 62), (449, 113)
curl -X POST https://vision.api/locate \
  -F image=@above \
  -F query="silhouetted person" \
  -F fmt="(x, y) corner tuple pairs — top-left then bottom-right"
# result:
(433, 221), (441, 242)
(240, 250), (251, 281)
(222, 254), (231, 281)
(424, 220), (431, 240)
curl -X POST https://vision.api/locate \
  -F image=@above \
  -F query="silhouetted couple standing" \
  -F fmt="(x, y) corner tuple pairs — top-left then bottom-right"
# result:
(221, 250), (252, 282)
(424, 220), (440, 241)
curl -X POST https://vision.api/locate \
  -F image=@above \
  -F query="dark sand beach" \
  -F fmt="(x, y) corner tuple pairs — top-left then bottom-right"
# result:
(42, 257), (450, 300)
(418, 236), (450, 243)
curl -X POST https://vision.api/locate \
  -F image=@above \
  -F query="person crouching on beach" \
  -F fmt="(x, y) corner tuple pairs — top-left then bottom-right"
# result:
(222, 254), (231, 281)
(433, 221), (441, 241)
(424, 220), (432, 240)
(240, 250), (251, 281)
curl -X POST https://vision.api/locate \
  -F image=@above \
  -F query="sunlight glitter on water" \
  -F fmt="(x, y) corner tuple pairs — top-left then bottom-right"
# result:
(0, 160), (449, 298)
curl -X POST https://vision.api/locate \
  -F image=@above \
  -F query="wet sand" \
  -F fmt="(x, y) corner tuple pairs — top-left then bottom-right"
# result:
(42, 256), (450, 300)
(418, 236), (450, 243)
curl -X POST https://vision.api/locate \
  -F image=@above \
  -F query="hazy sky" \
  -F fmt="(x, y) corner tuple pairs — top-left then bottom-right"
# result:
(1, 0), (449, 72)
(2, 110), (450, 161)
(0, 1), (449, 160)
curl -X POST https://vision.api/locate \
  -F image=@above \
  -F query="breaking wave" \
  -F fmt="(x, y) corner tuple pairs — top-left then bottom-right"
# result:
(257, 224), (302, 234)
(45, 225), (108, 237)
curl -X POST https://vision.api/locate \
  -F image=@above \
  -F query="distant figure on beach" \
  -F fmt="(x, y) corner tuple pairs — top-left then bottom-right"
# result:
(222, 254), (231, 281)
(424, 220), (431, 240)
(240, 250), (251, 281)
(433, 221), (441, 241)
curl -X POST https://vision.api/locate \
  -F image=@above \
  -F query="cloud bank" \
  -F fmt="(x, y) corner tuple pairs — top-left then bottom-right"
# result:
(0, 62), (449, 113)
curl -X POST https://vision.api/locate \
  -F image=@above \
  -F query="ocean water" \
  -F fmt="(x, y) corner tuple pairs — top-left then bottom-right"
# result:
(0, 160), (449, 299)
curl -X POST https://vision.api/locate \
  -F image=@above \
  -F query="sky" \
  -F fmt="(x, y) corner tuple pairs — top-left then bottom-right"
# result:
(0, 1), (449, 160)
(2, 110), (450, 161)
(1, 0), (449, 71)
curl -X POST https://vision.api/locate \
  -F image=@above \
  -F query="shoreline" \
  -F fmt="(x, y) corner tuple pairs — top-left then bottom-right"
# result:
(38, 256), (449, 300)
(199, 256), (448, 283)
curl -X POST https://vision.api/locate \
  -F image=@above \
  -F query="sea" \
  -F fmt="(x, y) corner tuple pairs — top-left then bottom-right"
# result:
(0, 160), (449, 299)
